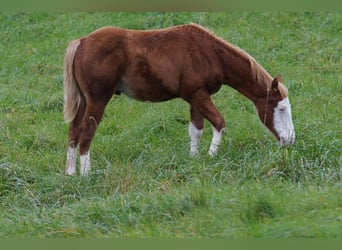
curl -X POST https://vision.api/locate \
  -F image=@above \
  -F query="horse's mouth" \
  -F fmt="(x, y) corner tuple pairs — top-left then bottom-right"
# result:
(279, 133), (295, 147)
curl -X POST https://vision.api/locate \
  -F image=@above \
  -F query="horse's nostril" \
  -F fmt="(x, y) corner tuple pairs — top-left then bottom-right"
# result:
(291, 133), (296, 144)
(280, 136), (286, 143)
(279, 135), (293, 147)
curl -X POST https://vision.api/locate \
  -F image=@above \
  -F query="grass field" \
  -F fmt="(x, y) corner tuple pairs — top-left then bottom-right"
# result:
(0, 12), (341, 238)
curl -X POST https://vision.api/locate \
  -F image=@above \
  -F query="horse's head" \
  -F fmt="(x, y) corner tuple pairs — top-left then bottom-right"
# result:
(255, 75), (295, 147)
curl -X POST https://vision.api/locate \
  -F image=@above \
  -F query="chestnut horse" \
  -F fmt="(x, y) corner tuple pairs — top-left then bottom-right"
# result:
(64, 24), (295, 175)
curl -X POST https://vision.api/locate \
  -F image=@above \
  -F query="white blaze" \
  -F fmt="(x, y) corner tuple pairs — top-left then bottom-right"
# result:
(273, 97), (295, 147)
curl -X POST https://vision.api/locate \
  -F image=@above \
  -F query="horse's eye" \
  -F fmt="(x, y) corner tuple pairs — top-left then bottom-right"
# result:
(279, 106), (286, 112)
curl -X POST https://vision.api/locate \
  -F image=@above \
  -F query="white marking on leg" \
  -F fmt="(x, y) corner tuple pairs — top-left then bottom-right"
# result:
(65, 146), (77, 175)
(80, 151), (91, 176)
(209, 127), (225, 156)
(189, 122), (203, 156)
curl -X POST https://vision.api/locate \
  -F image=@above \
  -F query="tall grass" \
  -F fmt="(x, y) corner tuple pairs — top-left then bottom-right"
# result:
(0, 12), (341, 238)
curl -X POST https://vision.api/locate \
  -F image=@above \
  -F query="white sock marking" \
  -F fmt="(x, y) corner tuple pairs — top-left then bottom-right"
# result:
(189, 122), (203, 156)
(65, 146), (77, 175)
(80, 151), (91, 176)
(209, 127), (225, 156)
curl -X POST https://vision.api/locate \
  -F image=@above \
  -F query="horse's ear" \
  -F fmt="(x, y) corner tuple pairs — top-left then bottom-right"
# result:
(272, 74), (282, 92)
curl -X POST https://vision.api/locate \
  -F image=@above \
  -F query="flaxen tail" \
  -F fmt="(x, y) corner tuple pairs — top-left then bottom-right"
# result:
(63, 39), (82, 123)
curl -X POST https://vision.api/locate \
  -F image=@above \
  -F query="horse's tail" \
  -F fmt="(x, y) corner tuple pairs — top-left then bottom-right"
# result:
(63, 39), (82, 123)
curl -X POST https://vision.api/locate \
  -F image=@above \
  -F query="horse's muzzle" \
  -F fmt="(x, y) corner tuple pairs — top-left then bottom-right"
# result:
(279, 131), (295, 147)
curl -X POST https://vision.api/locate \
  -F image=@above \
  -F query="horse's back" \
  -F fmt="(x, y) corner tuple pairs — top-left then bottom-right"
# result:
(72, 24), (220, 102)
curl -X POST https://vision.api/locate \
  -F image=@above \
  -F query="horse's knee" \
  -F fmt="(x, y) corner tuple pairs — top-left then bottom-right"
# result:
(213, 117), (225, 132)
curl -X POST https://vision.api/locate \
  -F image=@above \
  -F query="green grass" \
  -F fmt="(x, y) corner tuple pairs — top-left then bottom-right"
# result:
(0, 12), (341, 238)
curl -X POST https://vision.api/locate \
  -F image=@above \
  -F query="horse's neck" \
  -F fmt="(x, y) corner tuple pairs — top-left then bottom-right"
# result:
(216, 45), (272, 102)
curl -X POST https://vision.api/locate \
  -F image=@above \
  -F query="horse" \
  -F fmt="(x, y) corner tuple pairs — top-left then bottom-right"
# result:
(63, 23), (295, 175)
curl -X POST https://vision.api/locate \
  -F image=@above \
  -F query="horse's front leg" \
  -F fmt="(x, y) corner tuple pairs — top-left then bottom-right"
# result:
(208, 126), (226, 156)
(190, 90), (225, 156)
(189, 106), (204, 156)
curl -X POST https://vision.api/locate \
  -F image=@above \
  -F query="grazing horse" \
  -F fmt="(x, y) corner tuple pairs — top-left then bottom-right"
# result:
(63, 23), (295, 175)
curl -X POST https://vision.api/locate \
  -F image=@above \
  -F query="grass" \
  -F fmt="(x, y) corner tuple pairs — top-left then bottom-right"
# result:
(0, 12), (341, 238)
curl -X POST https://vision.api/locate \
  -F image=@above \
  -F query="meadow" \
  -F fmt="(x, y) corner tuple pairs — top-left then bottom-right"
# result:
(0, 12), (341, 238)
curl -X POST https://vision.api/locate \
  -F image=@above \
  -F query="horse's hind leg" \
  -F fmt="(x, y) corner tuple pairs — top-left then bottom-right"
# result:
(65, 102), (86, 175)
(78, 99), (109, 175)
(65, 146), (77, 175)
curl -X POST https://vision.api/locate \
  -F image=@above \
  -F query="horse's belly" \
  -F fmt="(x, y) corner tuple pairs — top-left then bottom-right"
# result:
(116, 77), (179, 102)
